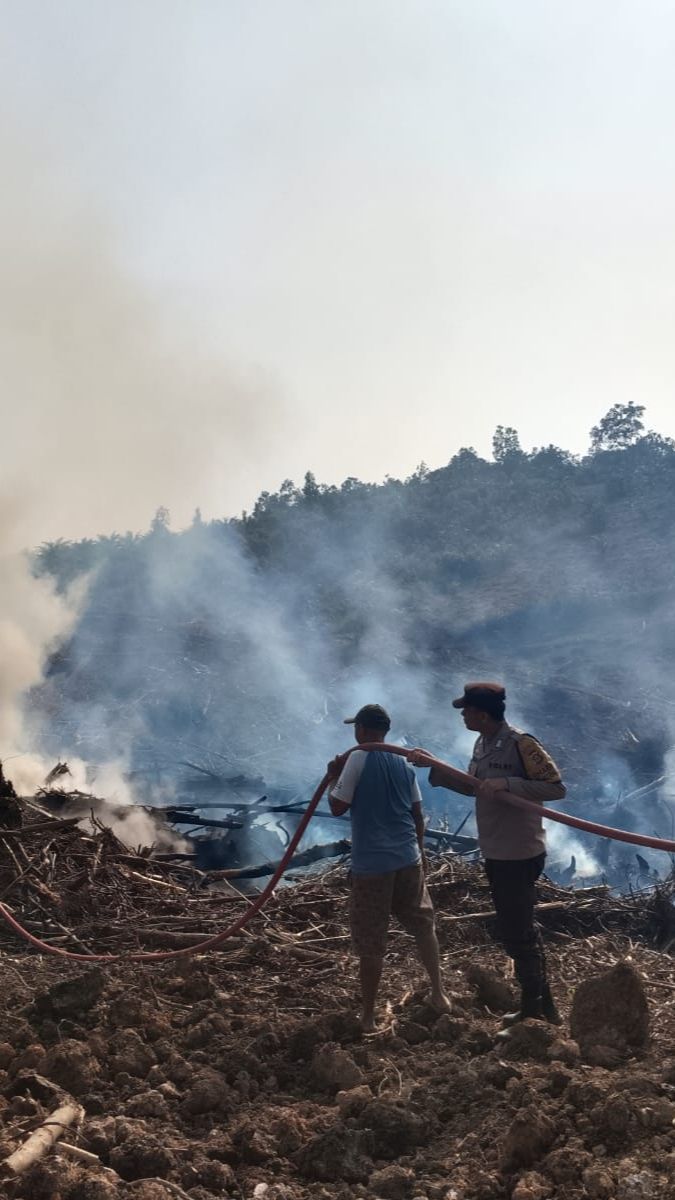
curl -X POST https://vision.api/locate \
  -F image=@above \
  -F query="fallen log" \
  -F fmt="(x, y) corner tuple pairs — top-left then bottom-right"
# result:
(1, 1102), (84, 1175)
(438, 899), (576, 923)
(191, 826), (477, 877)
(0, 817), (81, 835)
(425, 829), (478, 851)
(152, 852), (197, 861)
(118, 866), (188, 893)
(135, 930), (245, 949)
(58, 1142), (106, 1166)
(165, 811), (244, 830)
(214, 838), (351, 879)
(277, 944), (336, 962)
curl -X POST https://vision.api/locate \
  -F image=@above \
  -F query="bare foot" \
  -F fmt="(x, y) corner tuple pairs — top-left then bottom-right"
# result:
(359, 1011), (376, 1033)
(430, 992), (452, 1016)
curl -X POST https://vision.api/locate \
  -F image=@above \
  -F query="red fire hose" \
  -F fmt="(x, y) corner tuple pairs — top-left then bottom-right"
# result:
(366, 743), (675, 853)
(0, 742), (673, 962)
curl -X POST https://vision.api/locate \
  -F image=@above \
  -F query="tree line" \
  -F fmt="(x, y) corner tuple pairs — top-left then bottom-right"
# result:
(28, 403), (675, 806)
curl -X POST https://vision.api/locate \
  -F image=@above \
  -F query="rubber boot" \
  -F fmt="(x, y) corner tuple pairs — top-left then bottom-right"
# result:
(500, 993), (544, 1028)
(541, 982), (563, 1026)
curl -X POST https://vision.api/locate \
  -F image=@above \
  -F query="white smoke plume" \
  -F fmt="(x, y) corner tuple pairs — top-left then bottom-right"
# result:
(42, 759), (189, 852)
(0, 113), (291, 849)
(0, 120), (290, 552)
(0, 550), (172, 846)
(0, 551), (77, 763)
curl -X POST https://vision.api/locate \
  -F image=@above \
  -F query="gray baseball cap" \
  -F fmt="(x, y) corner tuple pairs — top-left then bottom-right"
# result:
(343, 704), (391, 731)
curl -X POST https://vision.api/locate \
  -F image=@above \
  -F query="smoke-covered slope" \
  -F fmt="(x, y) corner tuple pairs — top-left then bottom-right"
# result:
(26, 426), (675, 876)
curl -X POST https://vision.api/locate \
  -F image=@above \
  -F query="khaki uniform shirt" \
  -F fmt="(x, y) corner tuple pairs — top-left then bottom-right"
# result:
(429, 721), (566, 861)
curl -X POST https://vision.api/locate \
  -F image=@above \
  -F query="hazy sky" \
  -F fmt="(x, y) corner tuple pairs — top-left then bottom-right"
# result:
(2, 1), (675, 545)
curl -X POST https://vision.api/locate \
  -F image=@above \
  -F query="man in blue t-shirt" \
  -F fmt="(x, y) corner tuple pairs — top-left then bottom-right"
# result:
(329, 704), (450, 1032)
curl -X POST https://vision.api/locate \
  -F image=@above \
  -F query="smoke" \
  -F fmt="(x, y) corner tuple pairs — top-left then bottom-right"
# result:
(10, 456), (675, 879)
(0, 551), (76, 756)
(2, 108), (674, 876)
(0, 548), (177, 848)
(663, 747), (675, 809)
(27, 496), (478, 842)
(0, 113), (295, 848)
(0, 120), (290, 552)
(0, 107), (469, 799)
(46, 763), (189, 852)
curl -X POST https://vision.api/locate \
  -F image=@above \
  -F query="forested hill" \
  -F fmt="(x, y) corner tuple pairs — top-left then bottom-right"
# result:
(28, 404), (675, 844)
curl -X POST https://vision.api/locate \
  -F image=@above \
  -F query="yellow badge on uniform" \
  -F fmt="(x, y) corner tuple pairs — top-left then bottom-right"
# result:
(517, 735), (561, 783)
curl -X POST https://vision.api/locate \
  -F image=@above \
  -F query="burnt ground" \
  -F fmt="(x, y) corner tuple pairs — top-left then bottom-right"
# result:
(0, 804), (674, 1199)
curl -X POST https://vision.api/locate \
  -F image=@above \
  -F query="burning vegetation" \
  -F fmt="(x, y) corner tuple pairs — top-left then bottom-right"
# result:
(20, 406), (675, 896)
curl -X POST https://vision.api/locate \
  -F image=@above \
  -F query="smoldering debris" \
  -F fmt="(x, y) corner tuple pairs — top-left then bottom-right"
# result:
(0, 791), (674, 959)
(5, 762), (665, 894)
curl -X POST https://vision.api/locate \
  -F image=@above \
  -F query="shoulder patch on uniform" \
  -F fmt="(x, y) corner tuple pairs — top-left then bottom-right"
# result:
(515, 734), (561, 783)
(510, 729), (541, 745)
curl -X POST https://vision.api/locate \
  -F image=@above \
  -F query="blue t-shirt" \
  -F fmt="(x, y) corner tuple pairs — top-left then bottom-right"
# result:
(331, 749), (422, 875)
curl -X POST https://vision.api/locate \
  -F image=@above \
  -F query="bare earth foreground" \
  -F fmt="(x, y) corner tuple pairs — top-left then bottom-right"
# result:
(0, 800), (674, 1200)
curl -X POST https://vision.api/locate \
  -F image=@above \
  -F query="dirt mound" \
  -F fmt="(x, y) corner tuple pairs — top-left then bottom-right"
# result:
(570, 960), (650, 1064)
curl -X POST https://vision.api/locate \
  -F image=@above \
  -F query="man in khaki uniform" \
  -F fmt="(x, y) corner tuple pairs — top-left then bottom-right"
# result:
(408, 682), (566, 1025)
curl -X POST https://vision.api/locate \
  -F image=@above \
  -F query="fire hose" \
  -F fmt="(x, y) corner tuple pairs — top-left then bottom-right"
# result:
(0, 742), (674, 963)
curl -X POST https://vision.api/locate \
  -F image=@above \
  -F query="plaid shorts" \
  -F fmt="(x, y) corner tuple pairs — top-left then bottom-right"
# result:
(349, 862), (436, 957)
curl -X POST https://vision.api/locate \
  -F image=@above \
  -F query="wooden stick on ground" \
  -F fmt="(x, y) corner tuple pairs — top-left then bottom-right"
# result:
(57, 1143), (104, 1166)
(1, 1102), (84, 1175)
(119, 866), (188, 893)
(439, 899), (576, 923)
(136, 930), (245, 949)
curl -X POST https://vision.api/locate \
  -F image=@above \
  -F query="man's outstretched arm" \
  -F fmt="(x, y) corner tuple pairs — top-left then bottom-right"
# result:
(407, 749), (476, 796)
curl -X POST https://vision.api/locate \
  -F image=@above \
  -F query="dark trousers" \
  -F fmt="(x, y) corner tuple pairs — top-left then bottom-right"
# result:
(484, 854), (546, 1000)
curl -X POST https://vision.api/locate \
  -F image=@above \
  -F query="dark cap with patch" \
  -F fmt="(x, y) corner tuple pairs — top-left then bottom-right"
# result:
(343, 704), (391, 731)
(452, 682), (506, 711)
